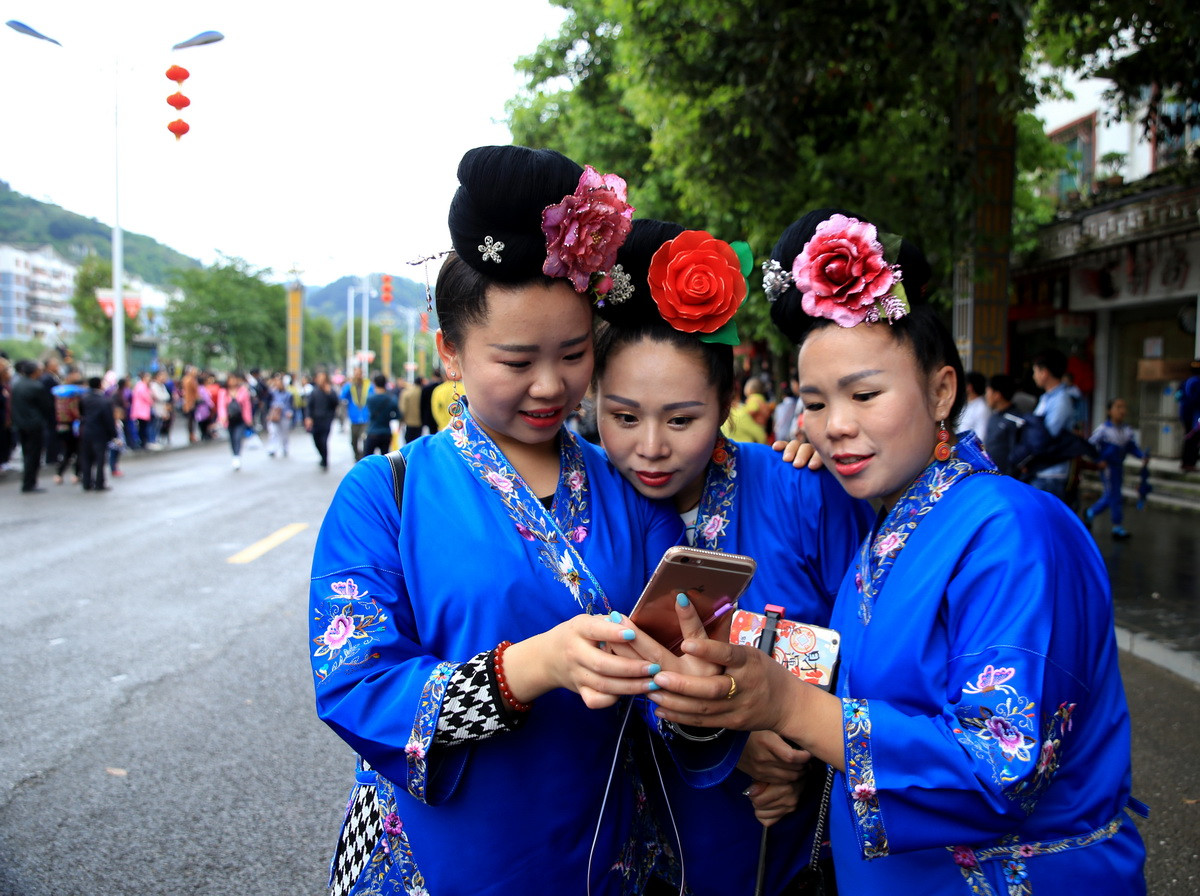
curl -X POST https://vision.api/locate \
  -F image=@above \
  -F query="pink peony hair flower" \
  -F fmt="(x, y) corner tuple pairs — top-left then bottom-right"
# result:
(792, 214), (908, 327)
(542, 166), (634, 294)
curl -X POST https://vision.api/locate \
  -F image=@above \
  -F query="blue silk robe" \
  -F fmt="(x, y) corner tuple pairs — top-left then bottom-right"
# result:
(828, 436), (1146, 894)
(655, 440), (874, 895)
(310, 421), (687, 896)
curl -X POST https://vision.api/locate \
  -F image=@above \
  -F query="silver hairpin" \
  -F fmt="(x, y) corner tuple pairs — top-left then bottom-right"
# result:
(605, 265), (634, 305)
(478, 235), (504, 264)
(761, 259), (793, 303)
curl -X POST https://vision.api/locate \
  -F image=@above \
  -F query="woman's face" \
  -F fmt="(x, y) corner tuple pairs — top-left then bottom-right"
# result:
(798, 324), (955, 509)
(437, 280), (593, 456)
(597, 338), (723, 512)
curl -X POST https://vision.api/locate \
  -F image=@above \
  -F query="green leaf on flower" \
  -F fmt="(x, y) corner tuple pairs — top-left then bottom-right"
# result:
(700, 319), (740, 346)
(731, 241), (754, 277)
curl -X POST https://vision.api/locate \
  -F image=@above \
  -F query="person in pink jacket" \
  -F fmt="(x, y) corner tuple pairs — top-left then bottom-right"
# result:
(130, 371), (155, 450)
(218, 372), (253, 470)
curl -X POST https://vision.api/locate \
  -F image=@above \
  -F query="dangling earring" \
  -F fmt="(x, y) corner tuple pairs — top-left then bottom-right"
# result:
(711, 436), (728, 466)
(934, 420), (952, 461)
(448, 372), (465, 430)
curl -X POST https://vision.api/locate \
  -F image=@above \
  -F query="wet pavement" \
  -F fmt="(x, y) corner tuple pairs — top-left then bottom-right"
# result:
(1081, 494), (1200, 672)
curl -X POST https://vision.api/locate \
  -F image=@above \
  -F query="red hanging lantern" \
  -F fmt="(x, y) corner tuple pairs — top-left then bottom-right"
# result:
(167, 92), (191, 110)
(124, 296), (142, 318)
(381, 274), (393, 305)
(165, 65), (190, 84)
(167, 119), (190, 141)
(97, 295), (115, 318)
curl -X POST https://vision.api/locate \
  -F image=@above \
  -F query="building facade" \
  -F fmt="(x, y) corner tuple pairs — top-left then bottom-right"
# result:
(0, 243), (78, 343)
(1010, 78), (1199, 458)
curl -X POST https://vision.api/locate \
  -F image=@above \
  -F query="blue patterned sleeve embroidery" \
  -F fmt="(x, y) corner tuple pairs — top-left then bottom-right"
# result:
(405, 661), (459, 802)
(842, 697), (889, 859)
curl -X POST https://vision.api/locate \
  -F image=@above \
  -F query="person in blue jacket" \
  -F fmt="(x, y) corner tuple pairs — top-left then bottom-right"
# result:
(1085, 397), (1148, 539)
(310, 146), (734, 896)
(593, 219), (874, 895)
(648, 208), (1147, 895)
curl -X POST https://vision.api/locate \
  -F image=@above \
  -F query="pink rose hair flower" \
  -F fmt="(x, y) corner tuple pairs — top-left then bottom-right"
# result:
(792, 214), (908, 327)
(542, 166), (634, 294)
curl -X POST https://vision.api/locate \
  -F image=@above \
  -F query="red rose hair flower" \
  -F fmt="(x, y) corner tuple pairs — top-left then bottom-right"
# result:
(647, 230), (747, 336)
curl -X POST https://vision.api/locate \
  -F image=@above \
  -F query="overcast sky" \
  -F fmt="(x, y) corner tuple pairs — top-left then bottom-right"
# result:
(0, 0), (567, 287)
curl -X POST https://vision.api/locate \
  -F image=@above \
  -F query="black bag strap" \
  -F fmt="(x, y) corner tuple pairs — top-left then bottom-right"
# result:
(386, 449), (407, 512)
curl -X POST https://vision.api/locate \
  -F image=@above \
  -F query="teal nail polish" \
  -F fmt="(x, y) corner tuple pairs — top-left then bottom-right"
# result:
(676, 593), (689, 607)
(647, 682), (661, 692)
(647, 663), (662, 676)
(621, 629), (636, 641)
(609, 610), (622, 623)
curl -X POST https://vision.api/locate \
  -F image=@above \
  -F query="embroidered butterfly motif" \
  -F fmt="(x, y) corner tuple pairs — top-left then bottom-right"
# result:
(973, 664), (1016, 692)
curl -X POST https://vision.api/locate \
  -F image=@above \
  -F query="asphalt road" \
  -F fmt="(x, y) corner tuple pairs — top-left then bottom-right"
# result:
(0, 427), (1196, 895)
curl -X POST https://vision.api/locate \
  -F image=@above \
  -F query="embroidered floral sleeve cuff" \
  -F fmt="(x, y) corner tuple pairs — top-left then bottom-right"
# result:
(842, 697), (889, 859)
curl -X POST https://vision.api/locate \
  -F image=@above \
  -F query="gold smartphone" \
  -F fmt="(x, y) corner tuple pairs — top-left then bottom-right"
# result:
(629, 546), (757, 653)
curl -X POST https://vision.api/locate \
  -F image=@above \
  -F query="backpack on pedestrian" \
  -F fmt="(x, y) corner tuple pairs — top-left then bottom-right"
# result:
(1012, 413), (1096, 474)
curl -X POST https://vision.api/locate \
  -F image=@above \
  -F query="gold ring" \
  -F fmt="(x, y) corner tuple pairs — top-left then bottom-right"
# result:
(725, 674), (738, 700)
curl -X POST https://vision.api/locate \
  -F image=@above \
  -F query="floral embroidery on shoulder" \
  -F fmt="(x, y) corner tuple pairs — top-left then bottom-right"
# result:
(843, 698), (888, 858)
(694, 437), (738, 552)
(312, 578), (390, 682)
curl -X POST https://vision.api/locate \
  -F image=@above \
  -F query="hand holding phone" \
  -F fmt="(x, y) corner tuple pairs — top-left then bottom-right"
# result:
(629, 546), (756, 654)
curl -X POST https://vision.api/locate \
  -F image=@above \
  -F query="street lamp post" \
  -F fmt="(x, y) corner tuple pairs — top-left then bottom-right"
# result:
(5, 21), (223, 376)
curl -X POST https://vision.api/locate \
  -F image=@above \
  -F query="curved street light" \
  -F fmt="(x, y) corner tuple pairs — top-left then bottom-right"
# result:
(5, 22), (224, 377)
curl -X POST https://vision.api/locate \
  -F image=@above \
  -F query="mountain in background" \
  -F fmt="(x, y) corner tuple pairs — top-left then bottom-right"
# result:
(0, 179), (431, 325)
(305, 275), (429, 329)
(0, 179), (203, 284)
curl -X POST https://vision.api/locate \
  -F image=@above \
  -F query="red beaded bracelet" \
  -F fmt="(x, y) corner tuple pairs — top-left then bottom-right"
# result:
(494, 640), (532, 713)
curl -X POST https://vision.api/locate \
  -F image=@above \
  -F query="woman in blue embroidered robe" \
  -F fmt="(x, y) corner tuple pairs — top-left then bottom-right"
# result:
(310, 147), (725, 896)
(591, 220), (874, 895)
(648, 209), (1146, 895)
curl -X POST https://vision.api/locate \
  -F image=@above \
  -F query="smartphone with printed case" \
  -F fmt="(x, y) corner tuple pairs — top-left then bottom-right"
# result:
(629, 546), (756, 654)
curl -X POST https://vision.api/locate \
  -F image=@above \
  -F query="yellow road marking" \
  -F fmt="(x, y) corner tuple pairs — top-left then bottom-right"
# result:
(227, 523), (309, 564)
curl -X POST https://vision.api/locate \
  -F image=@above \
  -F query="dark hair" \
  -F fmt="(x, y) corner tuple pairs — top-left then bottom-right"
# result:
(439, 145), (588, 348)
(1032, 348), (1068, 380)
(88, 376), (103, 389)
(988, 373), (1017, 402)
(373, 373), (388, 389)
(770, 208), (964, 422)
(592, 219), (737, 415)
(966, 371), (986, 397)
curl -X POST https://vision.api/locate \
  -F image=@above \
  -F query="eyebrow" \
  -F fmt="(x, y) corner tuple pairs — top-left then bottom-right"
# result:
(798, 369), (883, 394)
(488, 333), (590, 353)
(603, 393), (707, 412)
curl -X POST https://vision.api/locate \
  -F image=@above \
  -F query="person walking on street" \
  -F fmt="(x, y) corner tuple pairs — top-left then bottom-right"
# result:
(181, 366), (200, 443)
(150, 369), (173, 446)
(0, 356), (14, 472)
(1030, 348), (1074, 501)
(39, 354), (62, 466)
(399, 376), (424, 444)
(362, 373), (399, 457)
(219, 373), (253, 471)
(79, 376), (118, 491)
(51, 369), (85, 484)
(340, 367), (373, 461)
(131, 371), (155, 450)
(1085, 397), (1148, 539)
(1179, 358), (1200, 472)
(12, 360), (54, 492)
(265, 374), (293, 458)
(305, 370), (339, 470)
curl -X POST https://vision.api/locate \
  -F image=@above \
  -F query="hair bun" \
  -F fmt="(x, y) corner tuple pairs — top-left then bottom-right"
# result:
(448, 145), (584, 283)
(768, 207), (932, 344)
(594, 219), (686, 329)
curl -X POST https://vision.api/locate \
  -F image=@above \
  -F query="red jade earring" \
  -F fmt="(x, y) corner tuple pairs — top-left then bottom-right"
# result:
(934, 421), (951, 461)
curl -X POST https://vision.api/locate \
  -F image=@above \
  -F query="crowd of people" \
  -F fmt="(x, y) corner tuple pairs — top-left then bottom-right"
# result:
(0, 355), (458, 490)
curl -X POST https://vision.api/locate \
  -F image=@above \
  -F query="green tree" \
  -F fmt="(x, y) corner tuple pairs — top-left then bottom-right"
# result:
(302, 313), (338, 373)
(166, 257), (286, 370)
(69, 254), (143, 368)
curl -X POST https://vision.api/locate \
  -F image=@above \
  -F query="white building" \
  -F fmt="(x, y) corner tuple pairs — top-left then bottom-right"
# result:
(0, 243), (78, 343)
